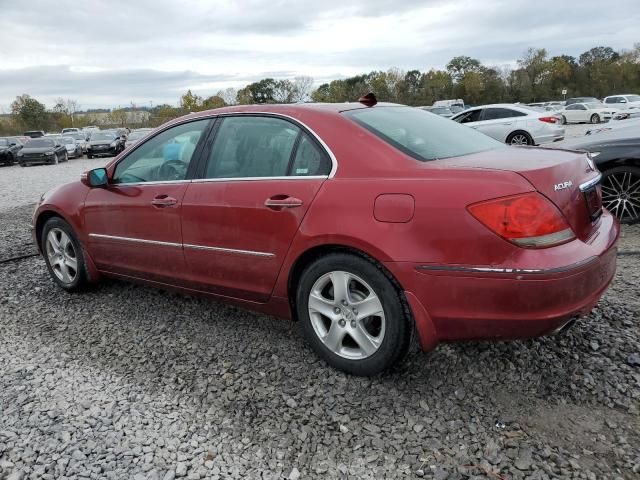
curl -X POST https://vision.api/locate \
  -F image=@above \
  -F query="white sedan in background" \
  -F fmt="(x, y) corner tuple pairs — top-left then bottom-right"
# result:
(560, 102), (618, 124)
(451, 104), (565, 145)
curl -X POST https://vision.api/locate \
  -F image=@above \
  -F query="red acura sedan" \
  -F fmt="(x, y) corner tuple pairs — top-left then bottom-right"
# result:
(32, 98), (619, 376)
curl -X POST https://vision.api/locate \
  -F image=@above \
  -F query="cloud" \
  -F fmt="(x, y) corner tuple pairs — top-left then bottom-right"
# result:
(0, 0), (637, 109)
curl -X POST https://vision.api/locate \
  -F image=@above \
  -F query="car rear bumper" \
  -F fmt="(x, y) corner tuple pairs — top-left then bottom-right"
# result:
(386, 211), (619, 350)
(534, 129), (565, 145)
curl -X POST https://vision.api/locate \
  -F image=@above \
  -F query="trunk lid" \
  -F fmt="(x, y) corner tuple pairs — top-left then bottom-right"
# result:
(442, 146), (602, 240)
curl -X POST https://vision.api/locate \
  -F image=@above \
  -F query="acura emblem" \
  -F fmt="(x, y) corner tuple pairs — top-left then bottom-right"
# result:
(554, 181), (573, 191)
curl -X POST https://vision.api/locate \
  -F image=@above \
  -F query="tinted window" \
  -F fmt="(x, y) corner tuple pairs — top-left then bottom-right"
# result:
(91, 132), (116, 141)
(604, 97), (618, 104)
(345, 106), (502, 162)
(113, 119), (209, 184)
(290, 134), (331, 176)
(483, 108), (526, 120)
(454, 109), (482, 123)
(26, 139), (54, 147)
(205, 116), (300, 178)
(576, 104), (587, 110)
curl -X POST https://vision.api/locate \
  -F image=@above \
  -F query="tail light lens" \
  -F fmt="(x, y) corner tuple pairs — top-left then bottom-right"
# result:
(468, 192), (575, 248)
(539, 116), (558, 124)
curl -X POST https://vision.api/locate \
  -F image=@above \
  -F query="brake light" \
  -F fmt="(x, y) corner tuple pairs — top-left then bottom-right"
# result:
(539, 116), (558, 124)
(468, 192), (575, 248)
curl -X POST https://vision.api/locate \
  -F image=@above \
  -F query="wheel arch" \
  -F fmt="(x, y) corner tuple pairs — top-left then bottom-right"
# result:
(286, 243), (407, 321)
(597, 156), (640, 172)
(506, 129), (533, 145)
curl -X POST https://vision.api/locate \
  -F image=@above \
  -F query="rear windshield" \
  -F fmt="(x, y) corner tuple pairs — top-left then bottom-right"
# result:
(344, 106), (503, 161)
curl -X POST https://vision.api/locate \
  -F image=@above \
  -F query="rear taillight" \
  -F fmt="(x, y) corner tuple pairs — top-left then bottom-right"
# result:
(468, 192), (575, 248)
(539, 116), (558, 124)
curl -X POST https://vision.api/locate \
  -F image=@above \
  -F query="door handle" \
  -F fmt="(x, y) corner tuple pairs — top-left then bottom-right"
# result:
(151, 195), (178, 208)
(264, 195), (303, 210)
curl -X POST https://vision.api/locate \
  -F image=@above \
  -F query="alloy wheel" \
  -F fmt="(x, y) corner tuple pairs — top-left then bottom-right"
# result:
(45, 228), (78, 284)
(308, 271), (385, 360)
(601, 171), (640, 223)
(510, 134), (530, 145)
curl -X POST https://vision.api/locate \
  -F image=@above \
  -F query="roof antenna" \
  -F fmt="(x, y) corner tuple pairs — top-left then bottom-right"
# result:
(358, 92), (377, 107)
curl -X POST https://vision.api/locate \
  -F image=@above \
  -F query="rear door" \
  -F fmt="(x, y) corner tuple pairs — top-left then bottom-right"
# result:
(478, 108), (527, 142)
(181, 115), (333, 302)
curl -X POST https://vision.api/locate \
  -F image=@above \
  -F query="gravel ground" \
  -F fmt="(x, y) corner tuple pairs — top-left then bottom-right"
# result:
(1, 137), (639, 480)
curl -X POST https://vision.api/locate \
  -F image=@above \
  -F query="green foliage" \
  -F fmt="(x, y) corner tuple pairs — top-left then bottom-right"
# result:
(11, 94), (47, 130)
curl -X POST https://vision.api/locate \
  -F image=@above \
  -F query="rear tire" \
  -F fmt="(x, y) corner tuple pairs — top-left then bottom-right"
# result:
(296, 253), (412, 376)
(561, 115), (567, 125)
(41, 217), (90, 291)
(87, 154), (93, 159)
(590, 114), (600, 124)
(52, 154), (59, 165)
(506, 131), (533, 146)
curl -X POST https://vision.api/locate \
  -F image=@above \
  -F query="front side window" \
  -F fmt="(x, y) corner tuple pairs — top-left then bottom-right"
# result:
(205, 116), (300, 178)
(346, 106), (503, 162)
(113, 119), (210, 184)
(453, 109), (482, 123)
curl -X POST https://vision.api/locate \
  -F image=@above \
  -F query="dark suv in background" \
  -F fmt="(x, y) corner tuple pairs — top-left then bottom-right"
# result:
(23, 130), (45, 138)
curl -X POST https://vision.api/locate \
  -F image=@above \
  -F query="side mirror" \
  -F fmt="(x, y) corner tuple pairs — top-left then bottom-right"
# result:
(9, 142), (16, 146)
(82, 168), (109, 187)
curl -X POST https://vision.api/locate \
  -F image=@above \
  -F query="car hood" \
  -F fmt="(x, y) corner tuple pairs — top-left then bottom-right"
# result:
(552, 128), (640, 151)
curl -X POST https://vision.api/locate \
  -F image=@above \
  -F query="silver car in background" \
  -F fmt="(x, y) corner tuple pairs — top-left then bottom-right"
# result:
(420, 106), (454, 118)
(451, 103), (565, 145)
(124, 128), (153, 149)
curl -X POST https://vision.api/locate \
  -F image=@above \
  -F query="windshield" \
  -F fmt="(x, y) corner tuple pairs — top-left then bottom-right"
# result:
(70, 133), (85, 140)
(0, 139), (8, 146)
(127, 131), (147, 141)
(626, 95), (640, 102)
(26, 139), (54, 148)
(61, 136), (75, 144)
(344, 106), (503, 161)
(91, 132), (115, 141)
(430, 107), (452, 114)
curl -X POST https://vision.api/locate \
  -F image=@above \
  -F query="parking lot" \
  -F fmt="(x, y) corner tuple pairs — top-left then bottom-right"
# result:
(0, 123), (639, 480)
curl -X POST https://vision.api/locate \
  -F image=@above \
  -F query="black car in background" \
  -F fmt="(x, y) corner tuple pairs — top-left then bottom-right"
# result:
(551, 125), (640, 224)
(87, 131), (125, 158)
(0, 137), (23, 165)
(23, 130), (46, 138)
(18, 137), (68, 166)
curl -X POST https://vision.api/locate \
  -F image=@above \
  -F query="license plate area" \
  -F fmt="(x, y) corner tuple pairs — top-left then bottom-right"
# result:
(583, 183), (603, 222)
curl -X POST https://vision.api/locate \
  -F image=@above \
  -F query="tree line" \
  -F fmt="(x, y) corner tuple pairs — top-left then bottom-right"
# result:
(2, 44), (639, 135)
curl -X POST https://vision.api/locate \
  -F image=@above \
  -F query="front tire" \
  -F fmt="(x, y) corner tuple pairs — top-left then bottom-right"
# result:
(52, 154), (59, 165)
(87, 154), (93, 159)
(296, 253), (412, 376)
(42, 217), (89, 291)
(507, 131), (533, 146)
(561, 115), (567, 125)
(591, 114), (601, 124)
(601, 165), (640, 224)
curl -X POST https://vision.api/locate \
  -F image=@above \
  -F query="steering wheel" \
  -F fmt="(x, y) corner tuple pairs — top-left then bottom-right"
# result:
(158, 159), (188, 181)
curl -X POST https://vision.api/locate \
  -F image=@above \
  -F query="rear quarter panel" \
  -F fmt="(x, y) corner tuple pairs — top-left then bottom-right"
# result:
(272, 167), (536, 297)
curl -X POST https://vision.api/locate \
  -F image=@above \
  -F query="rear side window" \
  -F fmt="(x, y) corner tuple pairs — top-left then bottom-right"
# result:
(345, 106), (502, 162)
(205, 116), (300, 178)
(483, 108), (527, 120)
(290, 134), (331, 176)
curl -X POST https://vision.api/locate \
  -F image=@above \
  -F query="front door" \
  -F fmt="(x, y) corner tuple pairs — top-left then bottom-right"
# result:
(83, 118), (212, 284)
(181, 115), (332, 301)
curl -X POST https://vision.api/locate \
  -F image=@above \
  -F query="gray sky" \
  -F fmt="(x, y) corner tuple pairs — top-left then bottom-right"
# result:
(0, 0), (637, 111)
